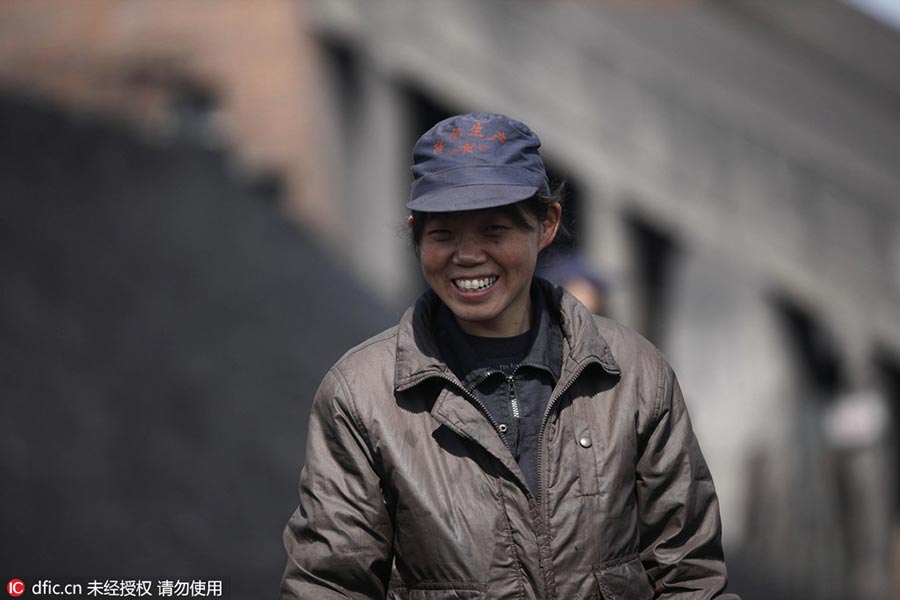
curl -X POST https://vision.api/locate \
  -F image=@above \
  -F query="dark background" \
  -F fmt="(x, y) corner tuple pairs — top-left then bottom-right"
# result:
(0, 93), (393, 597)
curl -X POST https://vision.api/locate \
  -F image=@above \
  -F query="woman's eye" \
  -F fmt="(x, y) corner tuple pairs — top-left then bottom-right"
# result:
(426, 229), (452, 240)
(486, 224), (509, 234)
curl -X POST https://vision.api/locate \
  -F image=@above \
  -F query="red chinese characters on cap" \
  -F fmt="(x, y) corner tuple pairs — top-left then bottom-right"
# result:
(432, 120), (508, 155)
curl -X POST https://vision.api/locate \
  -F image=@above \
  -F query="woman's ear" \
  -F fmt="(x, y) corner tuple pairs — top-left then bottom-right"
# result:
(539, 202), (562, 251)
(407, 215), (414, 227)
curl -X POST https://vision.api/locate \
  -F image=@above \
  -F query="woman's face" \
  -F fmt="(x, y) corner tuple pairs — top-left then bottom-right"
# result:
(417, 203), (560, 337)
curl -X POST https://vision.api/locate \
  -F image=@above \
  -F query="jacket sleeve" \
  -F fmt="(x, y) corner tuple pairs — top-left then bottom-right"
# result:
(635, 356), (740, 599)
(281, 367), (394, 599)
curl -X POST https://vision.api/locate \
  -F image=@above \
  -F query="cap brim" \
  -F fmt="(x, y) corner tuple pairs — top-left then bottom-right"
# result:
(406, 184), (539, 212)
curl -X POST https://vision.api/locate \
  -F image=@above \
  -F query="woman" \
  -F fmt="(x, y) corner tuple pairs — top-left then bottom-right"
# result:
(281, 113), (739, 599)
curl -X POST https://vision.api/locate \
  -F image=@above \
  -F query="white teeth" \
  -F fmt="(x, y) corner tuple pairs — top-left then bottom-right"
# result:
(454, 277), (497, 291)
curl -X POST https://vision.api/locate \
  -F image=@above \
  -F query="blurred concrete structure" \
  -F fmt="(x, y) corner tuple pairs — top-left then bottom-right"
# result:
(0, 0), (337, 232)
(0, 1), (395, 597)
(303, 1), (900, 598)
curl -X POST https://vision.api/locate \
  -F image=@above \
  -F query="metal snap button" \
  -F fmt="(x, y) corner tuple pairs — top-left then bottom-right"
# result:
(498, 424), (508, 433)
(579, 436), (592, 448)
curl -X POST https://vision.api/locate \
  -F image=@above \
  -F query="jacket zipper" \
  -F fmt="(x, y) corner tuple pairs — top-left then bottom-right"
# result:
(535, 359), (596, 502)
(459, 367), (530, 433)
(506, 361), (546, 420)
(506, 374), (520, 418)
(434, 374), (510, 448)
(522, 359), (596, 600)
(446, 362), (548, 429)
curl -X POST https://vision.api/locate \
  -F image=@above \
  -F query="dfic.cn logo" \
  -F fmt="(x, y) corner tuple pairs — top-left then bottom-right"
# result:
(7, 579), (25, 597)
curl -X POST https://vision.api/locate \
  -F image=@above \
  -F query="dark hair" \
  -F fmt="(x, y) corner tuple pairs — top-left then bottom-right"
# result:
(409, 181), (568, 254)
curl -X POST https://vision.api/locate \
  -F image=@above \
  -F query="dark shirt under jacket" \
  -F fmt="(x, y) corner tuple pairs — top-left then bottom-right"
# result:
(434, 278), (564, 497)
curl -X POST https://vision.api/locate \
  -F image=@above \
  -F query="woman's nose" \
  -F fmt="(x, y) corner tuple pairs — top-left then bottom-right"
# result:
(452, 235), (485, 265)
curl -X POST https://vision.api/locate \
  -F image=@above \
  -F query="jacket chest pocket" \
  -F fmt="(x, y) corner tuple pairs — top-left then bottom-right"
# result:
(593, 555), (654, 600)
(569, 391), (604, 497)
(567, 386), (636, 498)
(387, 582), (486, 600)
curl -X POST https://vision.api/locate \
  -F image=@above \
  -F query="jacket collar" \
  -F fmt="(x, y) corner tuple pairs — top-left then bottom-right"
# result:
(394, 278), (620, 495)
(394, 277), (620, 393)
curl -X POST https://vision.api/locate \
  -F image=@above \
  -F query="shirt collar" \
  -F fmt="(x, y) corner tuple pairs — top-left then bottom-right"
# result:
(433, 278), (564, 391)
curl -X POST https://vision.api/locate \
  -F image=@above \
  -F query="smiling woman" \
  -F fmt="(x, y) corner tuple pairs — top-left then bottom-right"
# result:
(281, 113), (741, 599)
(415, 203), (560, 337)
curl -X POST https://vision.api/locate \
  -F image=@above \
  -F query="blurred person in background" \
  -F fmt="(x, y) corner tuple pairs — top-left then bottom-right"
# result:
(281, 113), (739, 599)
(537, 252), (610, 315)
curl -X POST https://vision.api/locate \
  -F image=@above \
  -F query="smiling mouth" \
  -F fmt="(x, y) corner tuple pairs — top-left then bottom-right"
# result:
(453, 276), (498, 292)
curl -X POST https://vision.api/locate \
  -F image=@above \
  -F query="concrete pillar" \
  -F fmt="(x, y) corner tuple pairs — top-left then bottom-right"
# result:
(662, 247), (846, 598)
(662, 248), (787, 545)
(345, 59), (414, 309)
(581, 184), (641, 329)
